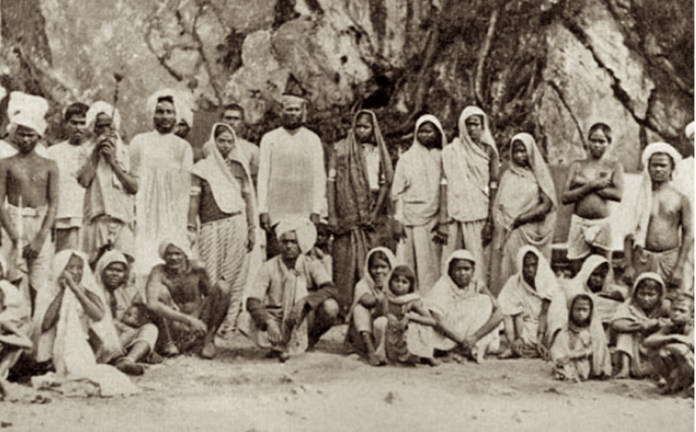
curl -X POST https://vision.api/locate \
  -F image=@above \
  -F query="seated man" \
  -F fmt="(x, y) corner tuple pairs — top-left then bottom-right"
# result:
(0, 274), (32, 399)
(146, 239), (230, 359)
(239, 218), (339, 362)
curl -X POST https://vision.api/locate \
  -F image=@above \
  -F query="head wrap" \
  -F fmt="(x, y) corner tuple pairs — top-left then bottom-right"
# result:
(193, 123), (252, 215)
(514, 245), (557, 299)
(86, 101), (121, 132)
(611, 272), (667, 326)
(414, 114), (447, 149)
(346, 247), (398, 323)
(275, 217), (317, 254)
(94, 250), (130, 291)
(456, 106), (498, 160)
(686, 122), (694, 140)
(158, 238), (193, 261)
(433, 249), (484, 300)
(7, 91), (49, 136)
(629, 143), (683, 248)
(146, 89), (184, 126)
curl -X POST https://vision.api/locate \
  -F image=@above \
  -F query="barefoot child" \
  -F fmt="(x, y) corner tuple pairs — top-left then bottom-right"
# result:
(551, 294), (611, 382)
(645, 293), (694, 394)
(383, 265), (439, 366)
(612, 272), (669, 378)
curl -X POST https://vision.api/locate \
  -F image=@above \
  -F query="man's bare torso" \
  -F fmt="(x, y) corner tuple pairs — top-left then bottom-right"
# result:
(570, 158), (616, 219)
(1, 153), (56, 208)
(646, 185), (686, 252)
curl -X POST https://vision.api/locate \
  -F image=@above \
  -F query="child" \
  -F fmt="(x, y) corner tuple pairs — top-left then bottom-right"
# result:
(551, 294), (612, 382)
(645, 293), (694, 395)
(611, 272), (669, 378)
(383, 265), (439, 366)
(115, 303), (151, 334)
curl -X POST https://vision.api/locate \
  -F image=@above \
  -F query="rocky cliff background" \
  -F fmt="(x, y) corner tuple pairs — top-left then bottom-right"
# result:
(0, 0), (692, 171)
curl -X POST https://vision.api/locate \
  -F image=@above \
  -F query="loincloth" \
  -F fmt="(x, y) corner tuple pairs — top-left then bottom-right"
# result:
(567, 215), (611, 260)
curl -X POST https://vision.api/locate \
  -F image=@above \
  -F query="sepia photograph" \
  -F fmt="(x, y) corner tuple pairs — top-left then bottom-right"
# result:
(0, 0), (693, 430)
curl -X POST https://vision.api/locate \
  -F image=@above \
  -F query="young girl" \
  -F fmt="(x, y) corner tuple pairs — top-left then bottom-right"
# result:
(612, 272), (669, 378)
(551, 294), (612, 382)
(384, 265), (439, 366)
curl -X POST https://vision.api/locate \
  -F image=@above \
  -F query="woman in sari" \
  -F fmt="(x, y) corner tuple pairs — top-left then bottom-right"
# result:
(328, 110), (395, 316)
(344, 247), (398, 366)
(491, 133), (557, 295)
(188, 123), (256, 334)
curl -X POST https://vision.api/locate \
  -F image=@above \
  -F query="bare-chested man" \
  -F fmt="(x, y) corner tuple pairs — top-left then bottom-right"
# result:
(561, 123), (624, 274)
(0, 93), (57, 305)
(146, 239), (231, 359)
(624, 143), (693, 300)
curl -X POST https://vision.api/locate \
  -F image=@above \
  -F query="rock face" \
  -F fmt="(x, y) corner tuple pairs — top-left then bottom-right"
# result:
(0, 0), (691, 169)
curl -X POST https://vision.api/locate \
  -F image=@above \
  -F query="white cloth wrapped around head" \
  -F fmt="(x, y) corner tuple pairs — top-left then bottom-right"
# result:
(86, 101), (121, 132)
(146, 89), (184, 125)
(275, 217), (317, 254)
(158, 238), (193, 261)
(7, 91), (49, 136)
(686, 122), (694, 140)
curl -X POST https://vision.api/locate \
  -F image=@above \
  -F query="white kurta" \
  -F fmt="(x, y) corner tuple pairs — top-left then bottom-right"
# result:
(47, 141), (91, 228)
(129, 132), (193, 276)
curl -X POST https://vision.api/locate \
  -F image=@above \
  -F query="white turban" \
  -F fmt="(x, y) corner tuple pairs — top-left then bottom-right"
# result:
(175, 90), (194, 127)
(86, 101), (121, 132)
(276, 217), (317, 254)
(146, 89), (183, 126)
(7, 92), (49, 136)
(685, 121), (694, 140)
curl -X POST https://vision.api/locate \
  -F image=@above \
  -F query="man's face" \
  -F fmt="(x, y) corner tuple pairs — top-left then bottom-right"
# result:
(450, 259), (474, 288)
(635, 281), (661, 312)
(67, 115), (87, 144)
(417, 122), (438, 149)
(102, 262), (127, 291)
(154, 101), (177, 134)
(14, 125), (40, 154)
(465, 115), (483, 144)
(648, 153), (674, 183)
(670, 299), (693, 326)
(571, 298), (592, 326)
(587, 130), (609, 159)
(281, 103), (303, 130)
(164, 245), (187, 269)
(221, 109), (244, 134)
(354, 114), (374, 143)
(94, 113), (113, 137)
(522, 252), (539, 288)
(175, 121), (190, 139)
(280, 231), (301, 261)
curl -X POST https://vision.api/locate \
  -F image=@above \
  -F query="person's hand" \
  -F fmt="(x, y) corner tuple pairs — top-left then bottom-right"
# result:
(246, 227), (256, 252)
(510, 216), (521, 230)
(590, 173), (612, 190)
(669, 265), (684, 291)
(393, 220), (407, 241)
(310, 213), (320, 225)
(360, 293), (377, 308)
(460, 334), (478, 352)
(288, 298), (307, 327)
(260, 213), (271, 232)
(365, 212), (377, 230)
(267, 320), (282, 345)
(511, 338), (525, 356)
(536, 342), (550, 361)
(23, 236), (44, 261)
(187, 316), (207, 336)
(481, 219), (493, 247)
(327, 215), (338, 234)
(186, 225), (196, 246)
(622, 266), (636, 287)
(640, 319), (659, 332)
(60, 270), (80, 294)
(432, 222), (448, 245)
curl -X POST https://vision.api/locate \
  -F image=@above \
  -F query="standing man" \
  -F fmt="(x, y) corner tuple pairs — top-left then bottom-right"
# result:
(221, 103), (259, 187)
(624, 143), (693, 300)
(257, 75), (326, 258)
(0, 92), (49, 159)
(674, 122), (694, 293)
(440, 106), (500, 285)
(78, 101), (137, 266)
(0, 92), (57, 303)
(130, 90), (193, 282)
(46, 102), (90, 252)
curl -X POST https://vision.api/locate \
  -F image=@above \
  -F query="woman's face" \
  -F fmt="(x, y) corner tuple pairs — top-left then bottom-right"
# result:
(465, 115), (483, 143)
(355, 114), (374, 143)
(449, 259), (474, 288)
(369, 258), (391, 287)
(511, 141), (529, 167)
(215, 130), (235, 158)
(522, 252), (539, 287)
(417, 122), (438, 149)
(102, 262), (127, 290)
(65, 254), (84, 284)
(587, 263), (608, 293)
(587, 129), (609, 159)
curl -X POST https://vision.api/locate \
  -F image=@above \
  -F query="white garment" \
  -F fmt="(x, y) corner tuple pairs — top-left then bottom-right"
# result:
(47, 141), (91, 225)
(361, 143), (382, 192)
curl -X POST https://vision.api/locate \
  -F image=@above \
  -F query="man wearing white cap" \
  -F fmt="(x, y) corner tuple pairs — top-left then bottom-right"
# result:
(239, 217), (339, 361)
(129, 90), (193, 282)
(673, 122), (694, 293)
(78, 101), (138, 265)
(257, 74), (326, 258)
(46, 102), (90, 252)
(0, 91), (58, 302)
(0, 92), (49, 159)
(624, 142), (693, 300)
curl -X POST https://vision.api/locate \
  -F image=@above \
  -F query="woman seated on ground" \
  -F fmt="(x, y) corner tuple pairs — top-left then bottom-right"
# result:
(550, 293), (612, 382)
(419, 250), (503, 363)
(0, 257), (32, 399)
(344, 247), (397, 366)
(498, 246), (559, 359)
(32, 250), (139, 396)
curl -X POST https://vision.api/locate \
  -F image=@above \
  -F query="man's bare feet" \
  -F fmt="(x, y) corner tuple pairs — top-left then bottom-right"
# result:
(0, 378), (8, 401)
(161, 341), (179, 357)
(200, 341), (217, 359)
(278, 352), (291, 363)
(498, 348), (514, 359)
(115, 357), (145, 376)
(421, 357), (441, 367)
(367, 353), (385, 367)
(147, 351), (164, 364)
(615, 367), (630, 379)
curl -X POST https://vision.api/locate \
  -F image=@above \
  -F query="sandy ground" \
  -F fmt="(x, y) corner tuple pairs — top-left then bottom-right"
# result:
(1, 325), (693, 432)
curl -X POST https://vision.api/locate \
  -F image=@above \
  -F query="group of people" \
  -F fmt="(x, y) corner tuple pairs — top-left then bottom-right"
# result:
(0, 74), (693, 399)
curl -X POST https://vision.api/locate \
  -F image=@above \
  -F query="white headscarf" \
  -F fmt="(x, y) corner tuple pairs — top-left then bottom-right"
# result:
(86, 101), (121, 132)
(686, 122), (694, 140)
(146, 89), (184, 126)
(7, 91), (49, 136)
(276, 217), (317, 255)
(629, 142), (683, 248)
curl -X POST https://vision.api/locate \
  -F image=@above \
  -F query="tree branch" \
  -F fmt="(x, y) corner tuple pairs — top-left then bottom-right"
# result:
(474, 2), (503, 107)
